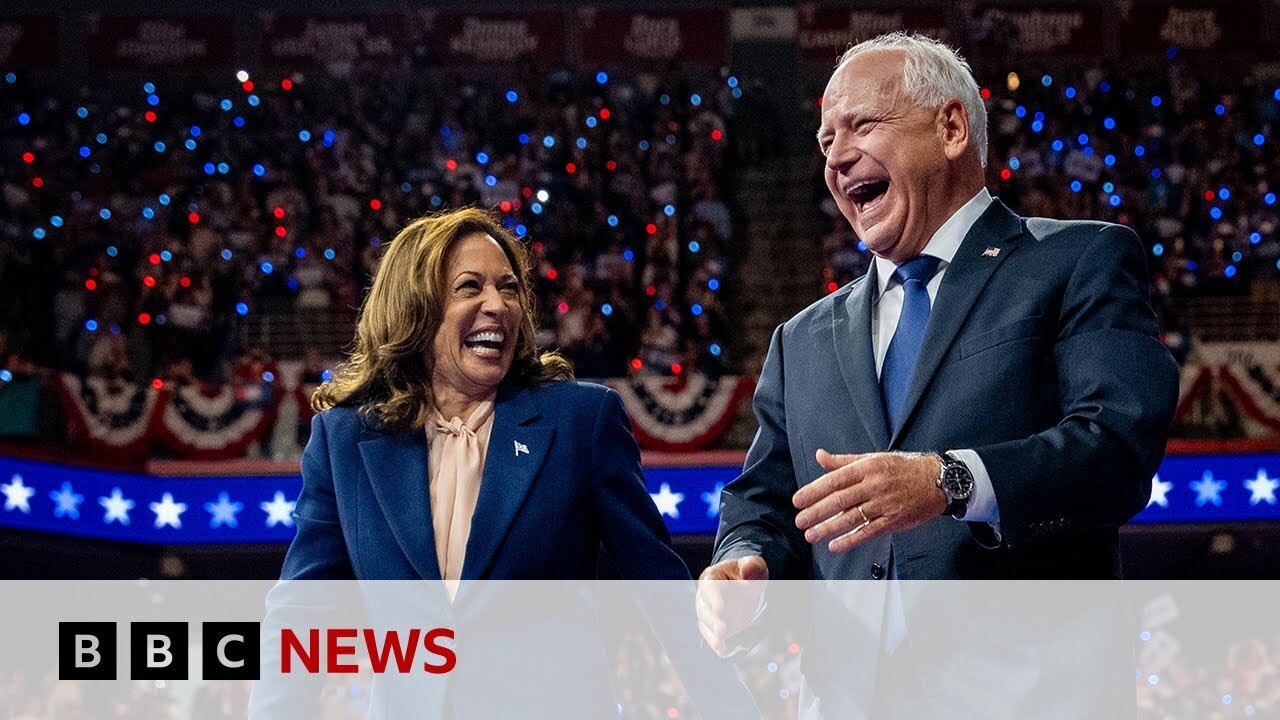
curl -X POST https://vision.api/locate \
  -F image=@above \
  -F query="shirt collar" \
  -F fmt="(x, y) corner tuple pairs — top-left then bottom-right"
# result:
(874, 187), (993, 297)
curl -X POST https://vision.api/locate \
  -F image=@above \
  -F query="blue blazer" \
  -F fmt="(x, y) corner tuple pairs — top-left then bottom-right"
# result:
(283, 380), (690, 581)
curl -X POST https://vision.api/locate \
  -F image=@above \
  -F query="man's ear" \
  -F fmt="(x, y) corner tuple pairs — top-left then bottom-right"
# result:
(938, 99), (970, 161)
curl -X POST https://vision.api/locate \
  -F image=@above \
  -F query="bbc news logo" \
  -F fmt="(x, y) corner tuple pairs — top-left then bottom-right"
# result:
(58, 622), (456, 680)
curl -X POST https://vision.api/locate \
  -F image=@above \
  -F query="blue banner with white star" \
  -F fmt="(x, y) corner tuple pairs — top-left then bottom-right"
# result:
(1, 453), (1277, 543)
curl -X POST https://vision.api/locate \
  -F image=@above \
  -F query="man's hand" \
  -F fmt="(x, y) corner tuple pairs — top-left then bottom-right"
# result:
(696, 555), (769, 657)
(793, 449), (946, 553)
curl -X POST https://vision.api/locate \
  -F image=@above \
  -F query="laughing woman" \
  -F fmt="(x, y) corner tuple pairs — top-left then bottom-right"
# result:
(285, 207), (689, 586)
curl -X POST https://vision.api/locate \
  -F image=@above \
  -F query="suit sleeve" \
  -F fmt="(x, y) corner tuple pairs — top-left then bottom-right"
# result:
(591, 388), (692, 580)
(976, 225), (1178, 547)
(712, 324), (812, 579)
(280, 411), (354, 579)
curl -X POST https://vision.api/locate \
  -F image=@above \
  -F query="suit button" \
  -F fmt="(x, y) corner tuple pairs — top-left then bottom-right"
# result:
(871, 563), (885, 580)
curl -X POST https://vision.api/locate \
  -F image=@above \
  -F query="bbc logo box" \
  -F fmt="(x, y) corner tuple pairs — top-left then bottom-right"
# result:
(58, 621), (260, 680)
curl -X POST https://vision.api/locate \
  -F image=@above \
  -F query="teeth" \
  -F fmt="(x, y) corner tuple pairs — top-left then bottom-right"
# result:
(465, 331), (504, 343)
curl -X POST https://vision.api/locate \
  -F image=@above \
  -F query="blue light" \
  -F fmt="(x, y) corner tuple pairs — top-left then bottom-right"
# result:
(576, 137), (588, 149)
(1215, 104), (1225, 116)
(322, 130), (335, 147)
(233, 116), (245, 128)
(515, 224), (527, 237)
(732, 88), (743, 99)
(1166, 47), (1177, 59)
(263, 371), (275, 383)
(1209, 207), (1223, 220)
(253, 163), (265, 177)
(0, 370), (10, 383)
(1218, 187), (1231, 200)
(659, 94), (670, 105)
(221, 249), (233, 260)
(190, 125), (201, 137)
(1250, 232), (1262, 245)
(1253, 134), (1266, 146)
(1104, 154), (1116, 167)
(1041, 75), (1052, 87)
(623, 249), (635, 262)
(710, 343), (722, 357)
(664, 205), (676, 217)
(1109, 194), (1121, 207)
(1275, 88), (1280, 101)
(1225, 265), (1237, 278)
(1030, 120), (1044, 133)
(106, 246), (118, 257)
(203, 163), (216, 175)
(1153, 244), (1164, 257)
(324, 248), (336, 261)
(400, 183), (411, 193)
(431, 196), (442, 207)
(50, 215), (63, 227)
(235, 302), (249, 316)
(143, 82), (155, 93)
(586, 116), (598, 128)
(220, 99), (233, 111)
(160, 250), (172, 262)
(1266, 193), (1277, 205)
(1232, 251), (1243, 262)
(77, 107), (88, 118)
(601, 303), (613, 317)
(691, 304), (704, 317)
(543, 135), (555, 148)
(505, 90), (518, 103)
(158, 194), (170, 205)
(1051, 139), (1064, 152)
(484, 175), (497, 187)
(1134, 145), (1145, 157)
(99, 208), (111, 220)
(320, 369), (333, 382)
(1147, 675), (1159, 686)
(142, 207), (155, 220)
(531, 203), (543, 215)
(688, 241), (701, 253)
(32, 228), (45, 240)
(1103, 182), (1115, 193)
(1151, 95), (1162, 107)
(518, 133), (530, 145)
(184, 139), (197, 151)
(639, 140), (650, 151)
(1083, 147), (1094, 157)
(1064, 87), (1077, 99)
(89, 163), (100, 174)
(476, 152), (489, 164)
(260, 261), (273, 274)
(247, 95), (260, 107)
(1009, 157), (1021, 170)
(146, 94), (159, 106)
(17, 112), (29, 125)
(1103, 117), (1116, 130)
(727, 76), (739, 88)
(79, 146), (91, 158)
(1014, 106), (1026, 118)
(607, 215), (618, 227)
(1077, 133), (1089, 146)
(1187, 260), (1198, 271)
(596, 71), (608, 85)
(5, 73), (15, 84)
(109, 324), (120, 335)
(708, 278), (720, 291)
(298, 130), (311, 142)
(1152, 168), (1162, 179)
(655, 300), (666, 311)
(1223, 695), (1233, 706)
(85, 320), (98, 332)
(1034, 111), (1045, 121)
(691, 94), (702, 106)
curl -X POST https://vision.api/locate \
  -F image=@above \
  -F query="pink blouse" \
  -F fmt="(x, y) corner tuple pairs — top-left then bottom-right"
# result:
(426, 397), (495, 598)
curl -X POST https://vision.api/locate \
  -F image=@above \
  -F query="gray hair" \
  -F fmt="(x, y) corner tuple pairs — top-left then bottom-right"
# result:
(836, 32), (988, 168)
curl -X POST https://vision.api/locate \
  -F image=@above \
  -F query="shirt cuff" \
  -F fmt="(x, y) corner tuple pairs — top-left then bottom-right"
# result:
(948, 449), (1000, 526)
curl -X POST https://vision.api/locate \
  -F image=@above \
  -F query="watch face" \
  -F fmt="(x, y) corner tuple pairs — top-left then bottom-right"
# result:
(942, 463), (974, 499)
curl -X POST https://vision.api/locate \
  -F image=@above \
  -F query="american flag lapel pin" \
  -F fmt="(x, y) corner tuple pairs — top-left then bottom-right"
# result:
(982, 246), (1001, 258)
(514, 440), (529, 457)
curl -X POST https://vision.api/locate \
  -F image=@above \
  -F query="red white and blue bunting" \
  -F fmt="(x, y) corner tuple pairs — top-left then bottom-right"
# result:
(56, 375), (160, 460)
(606, 375), (755, 452)
(1173, 343), (1280, 438)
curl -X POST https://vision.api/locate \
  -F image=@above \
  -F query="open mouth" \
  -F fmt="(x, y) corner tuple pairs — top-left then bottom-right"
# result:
(847, 179), (890, 212)
(463, 330), (506, 359)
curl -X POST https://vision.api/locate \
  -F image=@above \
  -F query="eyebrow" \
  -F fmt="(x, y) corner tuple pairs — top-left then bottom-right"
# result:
(453, 271), (518, 283)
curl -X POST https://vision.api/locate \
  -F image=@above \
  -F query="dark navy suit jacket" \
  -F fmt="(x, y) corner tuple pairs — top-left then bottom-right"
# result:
(283, 380), (689, 582)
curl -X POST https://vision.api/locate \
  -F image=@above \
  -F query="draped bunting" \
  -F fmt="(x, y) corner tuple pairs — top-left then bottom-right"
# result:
(606, 375), (755, 452)
(1173, 343), (1280, 439)
(56, 375), (161, 460)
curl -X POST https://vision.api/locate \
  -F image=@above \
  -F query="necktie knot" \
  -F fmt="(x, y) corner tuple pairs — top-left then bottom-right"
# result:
(893, 255), (941, 286)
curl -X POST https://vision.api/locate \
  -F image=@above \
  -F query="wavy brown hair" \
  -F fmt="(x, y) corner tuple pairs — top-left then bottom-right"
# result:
(312, 207), (573, 432)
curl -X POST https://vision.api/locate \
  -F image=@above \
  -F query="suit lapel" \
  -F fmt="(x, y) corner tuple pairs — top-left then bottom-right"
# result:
(459, 384), (553, 582)
(833, 265), (891, 449)
(889, 199), (1025, 447)
(359, 427), (441, 580)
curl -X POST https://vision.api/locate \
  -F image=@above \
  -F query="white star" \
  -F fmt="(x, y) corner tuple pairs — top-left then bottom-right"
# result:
(1190, 471), (1226, 508)
(1244, 468), (1279, 506)
(650, 483), (684, 519)
(50, 482), (84, 520)
(149, 492), (187, 529)
(701, 482), (725, 518)
(204, 492), (244, 528)
(261, 491), (296, 528)
(2, 474), (35, 513)
(99, 488), (136, 525)
(1148, 474), (1173, 509)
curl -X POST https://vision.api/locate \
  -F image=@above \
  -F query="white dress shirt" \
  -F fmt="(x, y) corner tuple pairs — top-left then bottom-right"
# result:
(869, 187), (1000, 525)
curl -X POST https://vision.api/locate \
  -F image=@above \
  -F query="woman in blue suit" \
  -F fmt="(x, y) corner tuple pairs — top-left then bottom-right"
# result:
(286, 206), (688, 584)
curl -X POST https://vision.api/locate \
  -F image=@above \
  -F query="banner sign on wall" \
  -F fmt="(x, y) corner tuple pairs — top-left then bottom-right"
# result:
(261, 14), (406, 67)
(797, 4), (949, 62)
(580, 8), (728, 64)
(1120, 1), (1261, 54)
(86, 16), (232, 70)
(974, 3), (1104, 55)
(0, 16), (58, 70)
(426, 11), (567, 65)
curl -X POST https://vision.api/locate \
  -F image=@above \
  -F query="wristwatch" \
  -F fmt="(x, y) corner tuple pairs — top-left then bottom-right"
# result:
(936, 452), (975, 519)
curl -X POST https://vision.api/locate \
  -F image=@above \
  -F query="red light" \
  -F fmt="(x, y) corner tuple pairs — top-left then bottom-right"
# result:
(711, 129), (723, 141)
(522, 187), (533, 198)
(281, 78), (294, 91)
(143, 276), (156, 288)
(151, 378), (165, 390)
(646, 223), (658, 235)
(667, 708), (679, 719)
(499, 201), (512, 213)
(1203, 190), (1215, 201)
(565, 162), (577, 174)
(532, 242), (544, 253)
(630, 358), (643, 370)
(149, 253), (161, 265)
(180, 277), (191, 288)
(21, 152), (34, 164)
(547, 268), (559, 281)
(138, 312), (152, 325)
(645, 285), (656, 297)
(188, 212), (200, 224)
(1000, 168), (1012, 181)
(84, 279), (97, 291)
(446, 159), (458, 171)
(788, 642), (801, 654)
(273, 207), (285, 219)
(980, 87), (991, 100)
(369, 198), (382, 211)
(827, 281), (838, 293)
(817, 97), (824, 106)
(599, 108), (611, 120)
(671, 364), (682, 375)
(606, 160), (617, 171)
(242, 80), (254, 92)
(31, 177), (43, 188)
(557, 302), (569, 314)
(144, 111), (157, 123)
(275, 226), (287, 238)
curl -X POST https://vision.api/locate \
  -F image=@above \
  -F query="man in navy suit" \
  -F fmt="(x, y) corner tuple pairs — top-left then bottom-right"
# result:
(696, 32), (1178, 716)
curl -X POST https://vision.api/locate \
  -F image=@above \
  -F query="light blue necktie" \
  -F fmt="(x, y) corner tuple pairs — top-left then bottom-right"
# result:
(880, 255), (941, 434)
